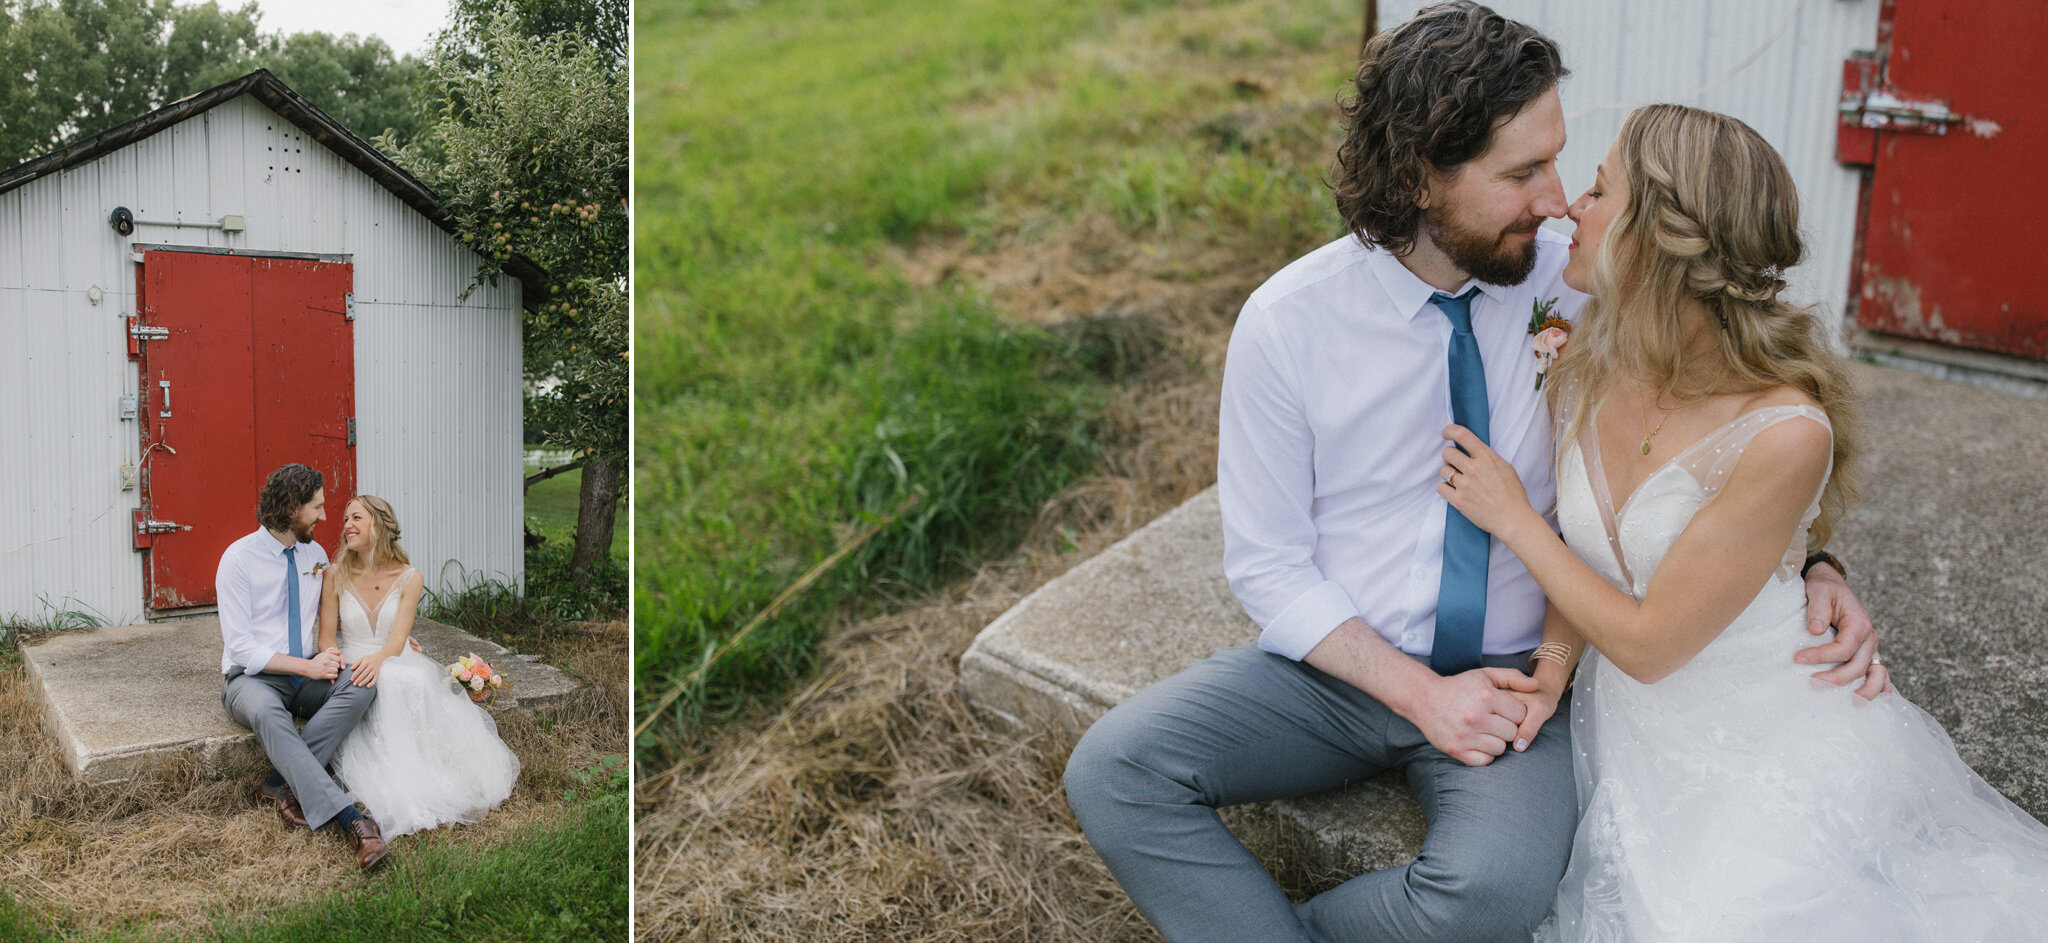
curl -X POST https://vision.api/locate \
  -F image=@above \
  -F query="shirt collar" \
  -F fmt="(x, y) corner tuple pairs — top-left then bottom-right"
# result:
(1364, 244), (1512, 323)
(258, 528), (307, 557)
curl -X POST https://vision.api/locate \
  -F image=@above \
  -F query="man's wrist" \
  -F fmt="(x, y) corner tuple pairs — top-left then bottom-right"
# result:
(1378, 657), (1445, 719)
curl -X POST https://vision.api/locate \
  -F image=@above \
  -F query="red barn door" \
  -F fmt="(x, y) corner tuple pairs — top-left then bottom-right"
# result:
(135, 249), (356, 613)
(1843, 0), (2048, 360)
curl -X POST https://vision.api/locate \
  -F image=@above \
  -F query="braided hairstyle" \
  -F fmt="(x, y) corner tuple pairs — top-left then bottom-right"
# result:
(1548, 104), (1860, 548)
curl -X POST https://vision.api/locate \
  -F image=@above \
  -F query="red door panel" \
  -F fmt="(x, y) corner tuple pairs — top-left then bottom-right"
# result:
(1854, 0), (2048, 360)
(251, 257), (357, 536)
(137, 250), (355, 612)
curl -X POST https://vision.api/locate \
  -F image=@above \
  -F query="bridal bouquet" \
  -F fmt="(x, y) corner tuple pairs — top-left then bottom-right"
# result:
(448, 653), (511, 707)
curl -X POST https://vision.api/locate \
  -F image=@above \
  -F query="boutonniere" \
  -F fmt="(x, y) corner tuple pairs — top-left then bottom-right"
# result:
(306, 562), (327, 577)
(1526, 297), (1571, 390)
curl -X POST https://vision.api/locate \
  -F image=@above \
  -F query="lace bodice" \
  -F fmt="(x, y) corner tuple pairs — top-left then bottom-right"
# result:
(1556, 404), (1830, 599)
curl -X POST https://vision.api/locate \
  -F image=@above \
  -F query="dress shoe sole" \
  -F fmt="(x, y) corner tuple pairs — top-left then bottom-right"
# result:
(256, 782), (309, 828)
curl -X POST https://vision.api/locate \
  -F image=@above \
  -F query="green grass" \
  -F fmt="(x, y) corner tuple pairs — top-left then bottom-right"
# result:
(635, 0), (1357, 753)
(1, 797), (626, 942)
(418, 464), (628, 644)
(523, 464), (626, 562)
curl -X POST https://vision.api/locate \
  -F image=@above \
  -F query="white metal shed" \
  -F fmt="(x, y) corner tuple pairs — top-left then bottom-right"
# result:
(0, 70), (540, 627)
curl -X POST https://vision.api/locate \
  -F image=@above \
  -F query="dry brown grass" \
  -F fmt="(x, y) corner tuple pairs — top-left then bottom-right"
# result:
(634, 564), (1144, 943)
(632, 7), (1360, 935)
(0, 621), (626, 936)
(633, 194), (1289, 943)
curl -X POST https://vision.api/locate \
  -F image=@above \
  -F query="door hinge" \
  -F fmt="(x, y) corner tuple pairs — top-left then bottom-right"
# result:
(130, 324), (170, 340)
(347, 417), (357, 446)
(344, 293), (355, 320)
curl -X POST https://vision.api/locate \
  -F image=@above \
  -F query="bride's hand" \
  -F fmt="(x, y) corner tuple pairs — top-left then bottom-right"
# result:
(1437, 425), (1538, 540)
(1507, 686), (1562, 752)
(352, 652), (388, 688)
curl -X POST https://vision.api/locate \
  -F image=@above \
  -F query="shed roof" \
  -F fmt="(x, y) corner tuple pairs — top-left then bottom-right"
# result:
(0, 69), (546, 309)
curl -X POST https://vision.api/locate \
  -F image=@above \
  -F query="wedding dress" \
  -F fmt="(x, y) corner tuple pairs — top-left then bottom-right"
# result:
(1535, 404), (2048, 942)
(331, 567), (520, 838)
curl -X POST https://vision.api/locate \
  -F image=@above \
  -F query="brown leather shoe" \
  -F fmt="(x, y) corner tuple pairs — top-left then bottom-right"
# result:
(343, 813), (389, 871)
(257, 777), (309, 828)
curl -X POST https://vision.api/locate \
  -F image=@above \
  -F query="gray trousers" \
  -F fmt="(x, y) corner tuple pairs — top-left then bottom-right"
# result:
(221, 667), (375, 829)
(1064, 644), (1577, 943)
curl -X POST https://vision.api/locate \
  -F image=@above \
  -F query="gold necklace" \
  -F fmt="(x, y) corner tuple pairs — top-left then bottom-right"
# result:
(1640, 397), (1674, 455)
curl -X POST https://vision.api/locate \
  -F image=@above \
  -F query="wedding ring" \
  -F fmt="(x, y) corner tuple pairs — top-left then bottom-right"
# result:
(1444, 471), (1459, 487)
(1871, 651), (1883, 667)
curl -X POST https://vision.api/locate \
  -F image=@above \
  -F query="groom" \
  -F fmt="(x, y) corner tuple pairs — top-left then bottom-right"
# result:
(1063, 4), (1881, 940)
(217, 462), (388, 870)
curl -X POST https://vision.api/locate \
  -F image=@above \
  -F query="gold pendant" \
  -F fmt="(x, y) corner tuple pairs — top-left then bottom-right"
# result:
(1639, 439), (1652, 455)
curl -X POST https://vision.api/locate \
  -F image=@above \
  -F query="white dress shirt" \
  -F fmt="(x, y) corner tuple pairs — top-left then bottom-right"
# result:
(1218, 229), (1586, 661)
(217, 527), (329, 675)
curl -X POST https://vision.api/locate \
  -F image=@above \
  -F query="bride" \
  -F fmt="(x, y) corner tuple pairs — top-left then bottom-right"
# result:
(319, 495), (520, 838)
(1438, 104), (2048, 939)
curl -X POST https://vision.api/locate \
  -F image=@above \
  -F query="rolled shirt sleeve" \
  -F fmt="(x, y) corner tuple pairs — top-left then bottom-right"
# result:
(1218, 301), (1361, 660)
(216, 543), (278, 676)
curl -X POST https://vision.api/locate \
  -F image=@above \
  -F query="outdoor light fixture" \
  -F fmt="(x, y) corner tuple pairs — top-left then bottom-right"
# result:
(112, 208), (246, 234)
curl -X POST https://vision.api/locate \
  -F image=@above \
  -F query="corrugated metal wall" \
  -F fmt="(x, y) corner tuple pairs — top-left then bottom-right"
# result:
(1382, 0), (1881, 335)
(0, 95), (523, 626)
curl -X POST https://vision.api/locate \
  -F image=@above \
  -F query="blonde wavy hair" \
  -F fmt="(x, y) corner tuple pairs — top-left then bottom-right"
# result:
(1546, 104), (1860, 549)
(334, 494), (410, 581)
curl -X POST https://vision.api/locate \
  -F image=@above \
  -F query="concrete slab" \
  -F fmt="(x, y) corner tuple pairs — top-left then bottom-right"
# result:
(24, 617), (579, 784)
(960, 361), (2048, 877)
(958, 490), (1427, 871)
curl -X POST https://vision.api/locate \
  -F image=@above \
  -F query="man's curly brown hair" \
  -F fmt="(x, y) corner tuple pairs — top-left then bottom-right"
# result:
(257, 463), (323, 533)
(1331, 1), (1568, 256)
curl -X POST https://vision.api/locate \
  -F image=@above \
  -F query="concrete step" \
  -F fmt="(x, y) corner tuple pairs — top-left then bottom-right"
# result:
(959, 363), (2048, 879)
(959, 490), (1426, 872)
(23, 617), (580, 784)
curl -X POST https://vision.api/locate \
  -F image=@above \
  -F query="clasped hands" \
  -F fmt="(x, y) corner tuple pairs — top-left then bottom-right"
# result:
(298, 637), (425, 687)
(1413, 667), (1561, 767)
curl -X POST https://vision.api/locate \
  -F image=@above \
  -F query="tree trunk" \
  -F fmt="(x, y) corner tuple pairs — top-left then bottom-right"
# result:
(570, 450), (623, 590)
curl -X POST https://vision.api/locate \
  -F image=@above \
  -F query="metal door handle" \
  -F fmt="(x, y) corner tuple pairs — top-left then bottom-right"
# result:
(159, 380), (172, 418)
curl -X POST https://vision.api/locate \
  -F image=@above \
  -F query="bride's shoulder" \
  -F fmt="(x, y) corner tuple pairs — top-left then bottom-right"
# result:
(1736, 384), (1822, 413)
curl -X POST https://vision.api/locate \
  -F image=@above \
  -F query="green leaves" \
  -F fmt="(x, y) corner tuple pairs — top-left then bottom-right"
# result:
(393, 6), (630, 576)
(0, 0), (425, 166)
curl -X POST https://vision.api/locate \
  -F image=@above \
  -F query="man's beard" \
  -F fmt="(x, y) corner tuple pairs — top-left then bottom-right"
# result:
(1423, 203), (1542, 286)
(292, 520), (318, 544)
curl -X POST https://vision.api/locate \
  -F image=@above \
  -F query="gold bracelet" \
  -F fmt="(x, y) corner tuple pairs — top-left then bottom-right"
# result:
(1529, 642), (1573, 671)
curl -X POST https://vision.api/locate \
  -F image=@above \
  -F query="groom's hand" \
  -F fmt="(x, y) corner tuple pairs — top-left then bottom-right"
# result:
(303, 650), (344, 681)
(1413, 668), (1539, 767)
(1794, 562), (1892, 699)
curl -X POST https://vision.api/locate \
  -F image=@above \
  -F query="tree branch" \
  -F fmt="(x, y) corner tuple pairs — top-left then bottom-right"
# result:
(523, 459), (584, 492)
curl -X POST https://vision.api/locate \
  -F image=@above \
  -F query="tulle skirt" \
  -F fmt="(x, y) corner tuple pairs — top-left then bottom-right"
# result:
(1536, 583), (2048, 942)
(332, 646), (520, 839)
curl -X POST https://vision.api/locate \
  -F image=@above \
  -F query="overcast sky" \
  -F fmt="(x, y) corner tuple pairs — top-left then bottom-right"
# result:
(242, 0), (452, 58)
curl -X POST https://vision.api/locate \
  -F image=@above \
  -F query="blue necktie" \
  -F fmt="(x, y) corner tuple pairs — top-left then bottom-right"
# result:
(1431, 288), (1490, 675)
(283, 546), (306, 690)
